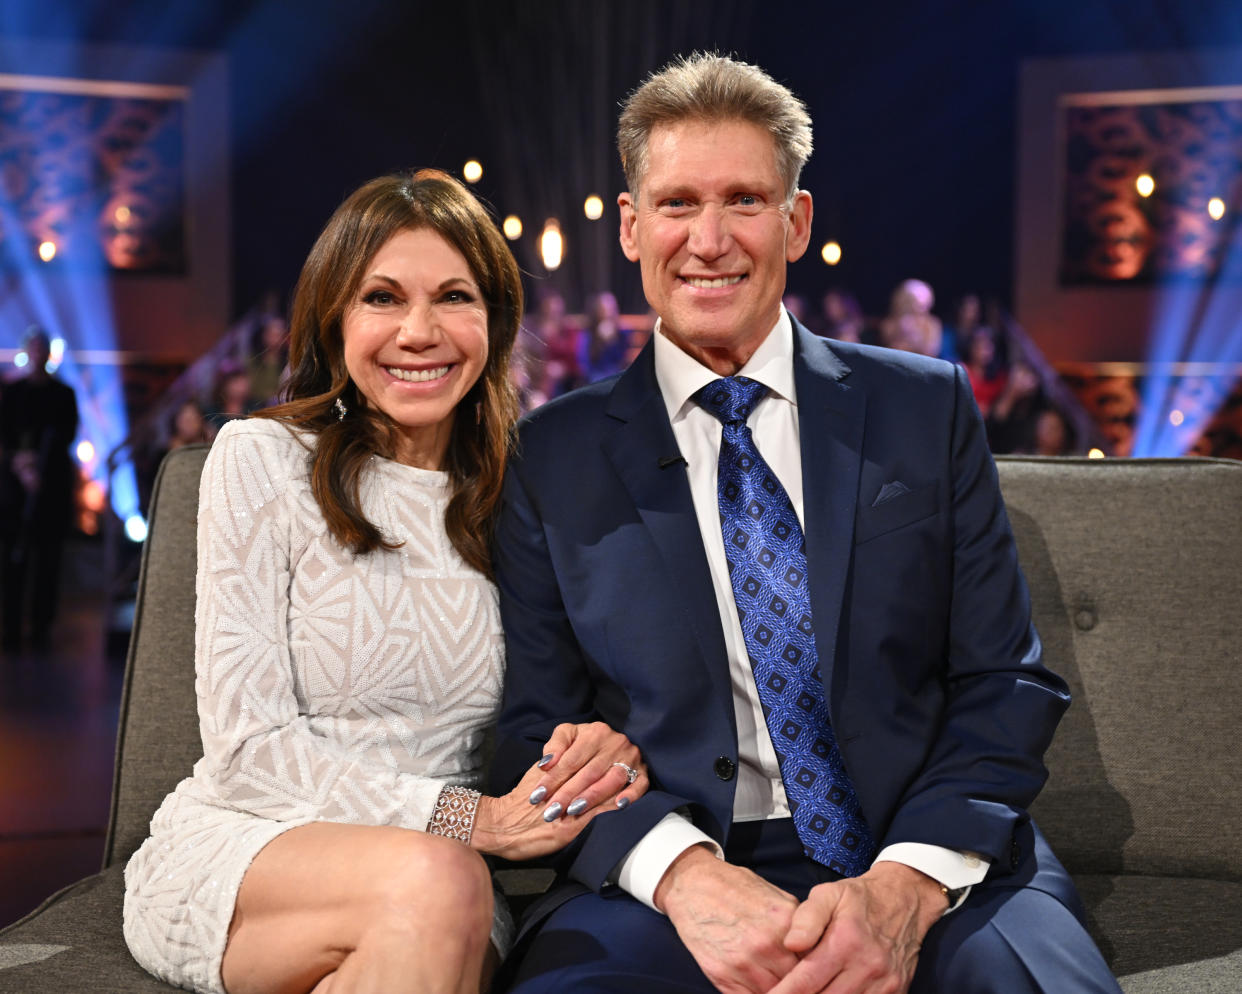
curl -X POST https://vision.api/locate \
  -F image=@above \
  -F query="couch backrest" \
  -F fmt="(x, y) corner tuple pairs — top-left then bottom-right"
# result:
(997, 456), (1242, 882)
(104, 444), (210, 868)
(103, 448), (1242, 881)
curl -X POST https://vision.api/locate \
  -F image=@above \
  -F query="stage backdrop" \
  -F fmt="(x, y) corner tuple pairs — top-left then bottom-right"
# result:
(0, 38), (229, 361)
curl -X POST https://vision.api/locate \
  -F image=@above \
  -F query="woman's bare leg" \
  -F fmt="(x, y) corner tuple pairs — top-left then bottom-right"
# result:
(221, 822), (496, 994)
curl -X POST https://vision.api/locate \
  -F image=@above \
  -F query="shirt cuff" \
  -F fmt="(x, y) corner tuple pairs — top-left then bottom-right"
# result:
(872, 843), (990, 915)
(613, 811), (724, 912)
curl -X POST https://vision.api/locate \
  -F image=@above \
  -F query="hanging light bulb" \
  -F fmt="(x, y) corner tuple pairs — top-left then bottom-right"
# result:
(540, 219), (564, 271)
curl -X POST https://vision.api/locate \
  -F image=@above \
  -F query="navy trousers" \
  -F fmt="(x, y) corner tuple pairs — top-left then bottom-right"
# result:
(499, 819), (1121, 993)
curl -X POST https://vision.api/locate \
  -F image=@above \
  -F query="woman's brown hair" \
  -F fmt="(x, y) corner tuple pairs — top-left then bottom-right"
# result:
(255, 169), (522, 576)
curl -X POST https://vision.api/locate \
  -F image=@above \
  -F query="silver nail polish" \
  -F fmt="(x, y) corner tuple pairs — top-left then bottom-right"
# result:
(529, 785), (547, 804)
(542, 802), (563, 822)
(567, 797), (588, 816)
(616, 796), (631, 810)
(537, 754), (554, 768)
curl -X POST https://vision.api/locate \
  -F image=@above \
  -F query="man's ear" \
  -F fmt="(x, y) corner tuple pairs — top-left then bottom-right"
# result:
(785, 190), (813, 263)
(618, 191), (641, 262)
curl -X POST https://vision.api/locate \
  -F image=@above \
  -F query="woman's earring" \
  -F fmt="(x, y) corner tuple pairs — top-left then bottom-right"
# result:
(334, 397), (347, 421)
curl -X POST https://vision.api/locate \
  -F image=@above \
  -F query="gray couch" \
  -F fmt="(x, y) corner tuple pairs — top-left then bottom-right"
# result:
(1, 446), (1238, 992)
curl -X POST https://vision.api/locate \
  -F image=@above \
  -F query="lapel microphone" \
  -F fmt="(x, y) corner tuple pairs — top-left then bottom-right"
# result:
(657, 455), (686, 469)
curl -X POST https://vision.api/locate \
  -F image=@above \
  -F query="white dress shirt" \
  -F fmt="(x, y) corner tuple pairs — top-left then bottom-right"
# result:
(614, 310), (988, 911)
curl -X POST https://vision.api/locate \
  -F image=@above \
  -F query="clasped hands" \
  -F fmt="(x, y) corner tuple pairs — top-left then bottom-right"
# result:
(472, 721), (647, 861)
(656, 846), (948, 994)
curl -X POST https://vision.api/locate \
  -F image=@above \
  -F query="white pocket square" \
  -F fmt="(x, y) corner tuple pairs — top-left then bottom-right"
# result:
(872, 480), (912, 507)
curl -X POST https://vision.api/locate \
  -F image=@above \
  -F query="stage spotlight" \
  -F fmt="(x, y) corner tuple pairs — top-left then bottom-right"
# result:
(821, 241), (842, 266)
(115, 205), (131, 223)
(1169, 409), (1185, 426)
(1136, 174), (1155, 198)
(463, 160), (483, 183)
(38, 240), (57, 262)
(1208, 197), (1226, 221)
(81, 479), (106, 512)
(502, 215), (523, 240)
(77, 439), (96, 463)
(584, 195), (604, 220)
(124, 514), (149, 543)
(540, 218), (563, 271)
(13, 351), (27, 369)
(1088, 448), (1106, 459)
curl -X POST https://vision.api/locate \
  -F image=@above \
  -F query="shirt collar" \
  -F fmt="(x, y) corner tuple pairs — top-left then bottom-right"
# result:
(654, 308), (798, 425)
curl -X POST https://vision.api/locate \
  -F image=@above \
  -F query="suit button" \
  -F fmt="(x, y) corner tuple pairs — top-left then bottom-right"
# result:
(1010, 841), (1021, 870)
(714, 757), (736, 781)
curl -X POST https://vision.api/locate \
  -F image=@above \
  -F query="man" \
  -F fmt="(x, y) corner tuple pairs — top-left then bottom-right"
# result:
(491, 54), (1119, 993)
(0, 327), (79, 652)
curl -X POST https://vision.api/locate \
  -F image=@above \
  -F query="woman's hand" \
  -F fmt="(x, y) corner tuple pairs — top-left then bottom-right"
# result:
(471, 722), (648, 860)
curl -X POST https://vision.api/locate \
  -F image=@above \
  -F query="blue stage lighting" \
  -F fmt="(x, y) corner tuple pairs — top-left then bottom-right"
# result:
(0, 79), (167, 531)
(124, 514), (149, 544)
(1133, 213), (1242, 456)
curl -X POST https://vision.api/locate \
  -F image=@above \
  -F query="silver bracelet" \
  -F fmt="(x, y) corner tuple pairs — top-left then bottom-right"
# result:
(427, 785), (482, 844)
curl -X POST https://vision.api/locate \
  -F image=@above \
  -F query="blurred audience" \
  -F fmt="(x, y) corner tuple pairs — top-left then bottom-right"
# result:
(579, 291), (629, 383)
(878, 279), (943, 358)
(246, 315), (289, 409)
(942, 293), (985, 364)
(962, 325), (1009, 419)
(135, 399), (215, 517)
(206, 362), (252, 431)
(125, 277), (1097, 485)
(167, 399), (214, 449)
(815, 289), (864, 343)
(986, 359), (1043, 452)
(1031, 407), (1076, 456)
(781, 292), (810, 327)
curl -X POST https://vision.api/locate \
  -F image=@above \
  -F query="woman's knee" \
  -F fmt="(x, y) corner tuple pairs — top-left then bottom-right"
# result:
(374, 831), (494, 934)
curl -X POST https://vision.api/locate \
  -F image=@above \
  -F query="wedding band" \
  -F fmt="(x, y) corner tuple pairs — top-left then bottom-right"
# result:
(612, 762), (639, 785)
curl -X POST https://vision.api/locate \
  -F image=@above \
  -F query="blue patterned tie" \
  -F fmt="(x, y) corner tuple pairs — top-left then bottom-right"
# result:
(695, 375), (875, 876)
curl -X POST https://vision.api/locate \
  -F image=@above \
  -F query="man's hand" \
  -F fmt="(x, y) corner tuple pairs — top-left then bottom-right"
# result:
(655, 845), (800, 993)
(769, 861), (948, 994)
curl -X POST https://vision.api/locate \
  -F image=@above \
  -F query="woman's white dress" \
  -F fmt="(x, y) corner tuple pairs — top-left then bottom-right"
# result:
(123, 418), (511, 994)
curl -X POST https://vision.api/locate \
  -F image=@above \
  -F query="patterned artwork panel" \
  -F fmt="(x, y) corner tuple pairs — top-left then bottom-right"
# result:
(1058, 364), (1242, 458)
(0, 88), (186, 273)
(1061, 100), (1242, 284)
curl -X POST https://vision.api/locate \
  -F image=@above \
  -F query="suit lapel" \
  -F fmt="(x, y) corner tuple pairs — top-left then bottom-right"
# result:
(601, 344), (737, 721)
(792, 322), (865, 711)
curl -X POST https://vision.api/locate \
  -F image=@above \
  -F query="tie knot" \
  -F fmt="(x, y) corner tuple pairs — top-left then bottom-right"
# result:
(695, 376), (767, 427)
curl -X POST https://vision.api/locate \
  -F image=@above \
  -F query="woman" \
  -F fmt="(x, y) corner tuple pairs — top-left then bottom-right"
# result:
(962, 324), (1009, 419)
(168, 399), (213, 449)
(878, 278), (943, 358)
(123, 170), (646, 994)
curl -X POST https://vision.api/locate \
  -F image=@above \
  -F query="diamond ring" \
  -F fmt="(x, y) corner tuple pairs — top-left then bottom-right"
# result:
(612, 762), (639, 785)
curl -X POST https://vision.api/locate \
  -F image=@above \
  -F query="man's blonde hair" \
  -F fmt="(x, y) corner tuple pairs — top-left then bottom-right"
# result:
(617, 52), (813, 200)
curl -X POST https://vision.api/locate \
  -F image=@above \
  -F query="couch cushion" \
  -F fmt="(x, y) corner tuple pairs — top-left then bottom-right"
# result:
(996, 457), (1242, 881)
(0, 865), (180, 992)
(1075, 872), (1242, 987)
(1120, 950), (1242, 994)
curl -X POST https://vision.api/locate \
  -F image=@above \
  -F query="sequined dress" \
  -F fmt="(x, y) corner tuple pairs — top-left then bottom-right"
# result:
(123, 418), (510, 994)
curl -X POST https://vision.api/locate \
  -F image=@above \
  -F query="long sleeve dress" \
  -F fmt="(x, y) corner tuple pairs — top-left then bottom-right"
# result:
(123, 418), (511, 994)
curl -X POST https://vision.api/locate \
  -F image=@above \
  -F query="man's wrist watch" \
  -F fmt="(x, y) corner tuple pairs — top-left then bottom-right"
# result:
(940, 883), (969, 910)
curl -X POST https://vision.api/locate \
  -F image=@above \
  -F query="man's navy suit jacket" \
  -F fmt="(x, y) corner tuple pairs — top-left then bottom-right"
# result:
(491, 320), (1074, 909)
